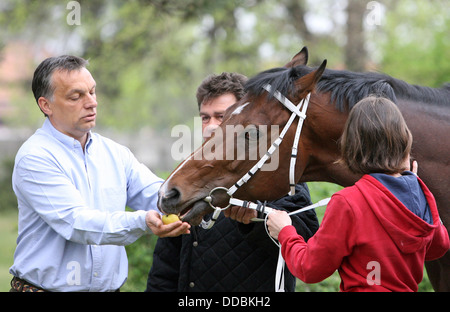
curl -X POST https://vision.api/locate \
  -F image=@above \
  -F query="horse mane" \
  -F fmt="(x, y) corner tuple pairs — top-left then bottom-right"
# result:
(245, 66), (449, 112)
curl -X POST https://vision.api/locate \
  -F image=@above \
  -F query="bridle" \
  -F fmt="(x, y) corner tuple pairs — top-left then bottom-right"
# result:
(201, 83), (314, 229)
(198, 84), (330, 292)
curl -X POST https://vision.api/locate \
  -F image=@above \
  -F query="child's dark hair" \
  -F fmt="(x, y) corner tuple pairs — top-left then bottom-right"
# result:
(338, 96), (413, 175)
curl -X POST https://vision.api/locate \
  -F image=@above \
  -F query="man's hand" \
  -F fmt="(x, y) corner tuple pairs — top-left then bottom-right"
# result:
(145, 210), (190, 237)
(223, 205), (257, 224)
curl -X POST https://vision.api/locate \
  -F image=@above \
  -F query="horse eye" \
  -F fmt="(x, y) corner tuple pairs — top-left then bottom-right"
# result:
(244, 127), (259, 141)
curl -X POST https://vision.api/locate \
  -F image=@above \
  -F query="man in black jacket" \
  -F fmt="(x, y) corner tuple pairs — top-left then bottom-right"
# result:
(146, 73), (319, 292)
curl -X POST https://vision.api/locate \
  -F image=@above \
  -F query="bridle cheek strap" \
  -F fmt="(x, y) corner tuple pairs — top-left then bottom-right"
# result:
(287, 92), (310, 195)
(227, 84), (310, 197)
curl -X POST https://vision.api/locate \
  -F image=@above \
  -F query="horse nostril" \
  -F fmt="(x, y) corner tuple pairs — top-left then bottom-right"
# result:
(166, 188), (180, 200)
(160, 188), (181, 209)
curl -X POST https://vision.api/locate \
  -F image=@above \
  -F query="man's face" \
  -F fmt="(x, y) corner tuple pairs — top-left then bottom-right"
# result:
(39, 68), (97, 144)
(199, 93), (237, 141)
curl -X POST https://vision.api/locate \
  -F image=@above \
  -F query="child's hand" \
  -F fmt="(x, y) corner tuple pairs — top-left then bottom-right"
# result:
(267, 210), (292, 240)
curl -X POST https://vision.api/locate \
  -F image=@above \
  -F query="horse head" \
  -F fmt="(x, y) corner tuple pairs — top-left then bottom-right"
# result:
(158, 48), (327, 225)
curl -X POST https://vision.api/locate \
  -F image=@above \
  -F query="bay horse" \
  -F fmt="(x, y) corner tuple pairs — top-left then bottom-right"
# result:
(158, 47), (450, 291)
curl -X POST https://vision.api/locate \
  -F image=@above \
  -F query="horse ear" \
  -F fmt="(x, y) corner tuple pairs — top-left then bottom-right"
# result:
(284, 46), (308, 68)
(313, 59), (327, 84)
(295, 59), (327, 93)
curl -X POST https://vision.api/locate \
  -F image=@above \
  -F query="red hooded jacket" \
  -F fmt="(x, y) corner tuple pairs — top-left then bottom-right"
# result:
(278, 174), (449, 292)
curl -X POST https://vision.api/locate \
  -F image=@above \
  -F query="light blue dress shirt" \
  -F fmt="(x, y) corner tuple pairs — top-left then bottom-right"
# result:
(10, 118), (164, 291)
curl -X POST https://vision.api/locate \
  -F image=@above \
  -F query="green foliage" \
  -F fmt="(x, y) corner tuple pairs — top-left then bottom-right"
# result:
(378, 0), (450, 87)
(123, 234), (158, 292)
(0, 158), (16, 213)
(0, 211), (18, 292)
(307, 182), (342, 205)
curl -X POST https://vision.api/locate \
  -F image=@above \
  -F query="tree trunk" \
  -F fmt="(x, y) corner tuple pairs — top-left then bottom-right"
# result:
(345, 0), (367, 72)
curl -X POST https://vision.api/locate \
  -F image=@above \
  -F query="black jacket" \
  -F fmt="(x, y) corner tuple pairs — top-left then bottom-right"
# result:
(146, 183), (319, 292)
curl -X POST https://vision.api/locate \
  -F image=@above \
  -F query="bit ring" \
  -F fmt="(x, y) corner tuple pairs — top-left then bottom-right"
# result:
(204, 187), (232, 210)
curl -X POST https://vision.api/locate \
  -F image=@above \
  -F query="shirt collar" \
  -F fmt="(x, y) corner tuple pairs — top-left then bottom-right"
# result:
(42, 118), (93, 153)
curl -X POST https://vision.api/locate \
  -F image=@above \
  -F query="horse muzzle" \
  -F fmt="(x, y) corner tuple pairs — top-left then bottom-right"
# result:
(158, 188), (181, 212)
(158, 187), (213, 226)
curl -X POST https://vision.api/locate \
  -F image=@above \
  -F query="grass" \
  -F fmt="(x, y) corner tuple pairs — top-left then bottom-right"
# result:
(0, 210), (17, 292)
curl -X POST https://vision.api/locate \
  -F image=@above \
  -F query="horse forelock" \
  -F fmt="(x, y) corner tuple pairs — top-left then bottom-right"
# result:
(244, 66), (313, 101)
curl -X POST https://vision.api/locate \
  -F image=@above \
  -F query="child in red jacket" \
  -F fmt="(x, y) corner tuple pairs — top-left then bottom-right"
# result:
(267, 96), (449, 292)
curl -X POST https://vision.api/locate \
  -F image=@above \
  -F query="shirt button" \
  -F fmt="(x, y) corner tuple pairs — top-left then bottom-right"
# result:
(94, 272), (98, 277)
(189, 282), (195, 288)
(193, 241), (198, 247)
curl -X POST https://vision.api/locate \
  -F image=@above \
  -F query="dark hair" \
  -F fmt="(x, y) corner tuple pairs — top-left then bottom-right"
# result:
(196, 72), (247, 110)
(32, 55), (88, 116)
(338, 96), (413, 175)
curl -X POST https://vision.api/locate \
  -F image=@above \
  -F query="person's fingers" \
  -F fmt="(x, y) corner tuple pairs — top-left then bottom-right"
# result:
(412, 160), (418, 176)
(146, 211), (190, 237)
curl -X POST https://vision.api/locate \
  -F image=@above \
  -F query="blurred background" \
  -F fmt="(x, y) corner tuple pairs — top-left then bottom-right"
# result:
(0, 0), (448, 291)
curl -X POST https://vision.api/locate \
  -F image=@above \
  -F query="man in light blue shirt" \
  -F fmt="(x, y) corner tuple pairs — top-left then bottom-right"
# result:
(9, 55), (190, 292)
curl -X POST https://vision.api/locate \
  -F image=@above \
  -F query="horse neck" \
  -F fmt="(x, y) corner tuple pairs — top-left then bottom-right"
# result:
(297, 93), (361, 187)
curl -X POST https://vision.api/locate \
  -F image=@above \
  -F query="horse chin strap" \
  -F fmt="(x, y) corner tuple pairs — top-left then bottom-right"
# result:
(199, 84), (330, 292)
